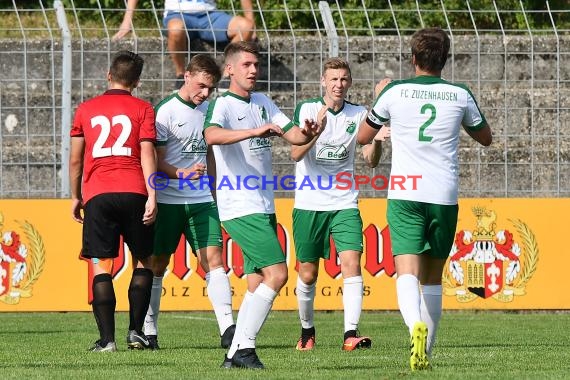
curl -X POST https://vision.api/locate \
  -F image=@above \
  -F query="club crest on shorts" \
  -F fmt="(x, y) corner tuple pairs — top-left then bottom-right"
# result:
(443, 206), (538, 302)
(0, 212), (46, 304)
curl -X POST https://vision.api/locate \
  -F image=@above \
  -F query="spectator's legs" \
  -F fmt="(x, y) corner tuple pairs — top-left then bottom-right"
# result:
(167, 18), (188, 77)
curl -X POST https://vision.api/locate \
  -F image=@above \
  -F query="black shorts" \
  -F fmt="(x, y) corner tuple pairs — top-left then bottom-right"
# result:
(81, 193), (154, 260)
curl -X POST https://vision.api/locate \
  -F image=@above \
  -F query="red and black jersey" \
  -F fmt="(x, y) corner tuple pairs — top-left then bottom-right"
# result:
(71, 89), (156, 203)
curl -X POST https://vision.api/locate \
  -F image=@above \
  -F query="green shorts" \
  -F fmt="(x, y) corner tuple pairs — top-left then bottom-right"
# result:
(222, 213), (285, 274)
(153, 202), (222, 255)
(293, 208), (363, 263)
(387, 199), (458, 258)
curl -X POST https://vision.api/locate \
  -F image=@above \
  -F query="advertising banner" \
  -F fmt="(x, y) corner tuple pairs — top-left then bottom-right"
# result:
(0, 199), (565, 311)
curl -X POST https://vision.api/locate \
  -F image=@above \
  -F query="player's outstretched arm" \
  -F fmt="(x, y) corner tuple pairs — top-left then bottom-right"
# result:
(204, 123), (283, 145)
(357, 118), (381, 145)
(464, 123), (492, 146)
(157, 146), (206, 180)
(69, 136), (85, 223)
(112, 0), (139, 40)
(141, 141), (157, 225)
(289, 105), (327, 157)
(374, 78), (392, 98)
(362, 126), (390, 168)
(290, 133), (319, 161)
(284, 105), (327, 146)
(358, 78), (391, 145)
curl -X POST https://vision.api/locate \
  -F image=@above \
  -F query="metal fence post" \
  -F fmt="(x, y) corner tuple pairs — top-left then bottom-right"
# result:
(318, 1), (338, 58)
(55, 0), (71, 198)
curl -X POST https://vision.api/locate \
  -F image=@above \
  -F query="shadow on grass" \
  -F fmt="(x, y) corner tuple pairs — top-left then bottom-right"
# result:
(0, 362), (168, 369)
(0, 330), (66, 335)
(442, 342), (568, 348)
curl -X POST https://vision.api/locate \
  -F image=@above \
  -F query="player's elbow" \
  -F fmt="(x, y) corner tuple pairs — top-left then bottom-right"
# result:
(356, 135), (369, 146)
(204, 128), (219, 146)
(478, 127), (493, 146)
(480, 133), (492, 146)
(290, 151), (303, 162)
(366, 159), (379, 169)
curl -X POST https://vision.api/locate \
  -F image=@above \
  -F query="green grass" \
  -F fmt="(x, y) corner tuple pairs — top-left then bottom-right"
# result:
(1, 311), (569, 379)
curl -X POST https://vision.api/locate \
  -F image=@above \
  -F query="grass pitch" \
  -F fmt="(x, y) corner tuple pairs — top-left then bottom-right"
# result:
(1, 310), (569, 379)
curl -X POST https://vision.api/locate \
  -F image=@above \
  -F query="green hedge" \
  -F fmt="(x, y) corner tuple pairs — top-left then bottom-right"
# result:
(10, 0), (570, 33)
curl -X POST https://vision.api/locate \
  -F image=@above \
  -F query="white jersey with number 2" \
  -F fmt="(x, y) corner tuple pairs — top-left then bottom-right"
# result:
(368, 75), (487, 205)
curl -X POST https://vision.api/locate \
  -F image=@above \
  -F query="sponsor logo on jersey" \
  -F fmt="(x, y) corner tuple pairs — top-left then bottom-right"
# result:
(317, 144), (348, 161)
(443, 206), (538, 302)
(260, 106), (268, 123)
(0, 212), (45, 305)
(249, 137), (272, 151)
(182, 138), (207, 155)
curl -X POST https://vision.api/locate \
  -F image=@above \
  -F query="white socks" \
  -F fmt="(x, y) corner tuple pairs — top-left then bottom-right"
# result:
(297, 275), (364, 333)
(420, 284), (442, 355)
(343, 275), (363, 332)
(143, 276), (163, 336)
(240, 283), (277, 349)
(206, 267), (234, 335)
(227, 290), (254, 358)
(144, 268), (234, 337)
(296, 277), (316, 329)
(227, 284), (277, 358)
(396, 274), (421, 333)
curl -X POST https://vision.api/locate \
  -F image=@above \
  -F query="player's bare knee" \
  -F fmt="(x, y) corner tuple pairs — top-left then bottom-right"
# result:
(92, 258), (113, 275)
(298, 272), (318, 285)
(151, 257), (170, 277)
(205, 249), (224, 269)
(270, 269), (288, 290)
(298, 264), (319, 285)
(340, 253), (361, 277)
(136, 256), (152, 270)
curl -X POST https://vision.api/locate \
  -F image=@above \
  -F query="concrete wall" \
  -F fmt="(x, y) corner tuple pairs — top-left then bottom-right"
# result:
(0, 35), (568, 197)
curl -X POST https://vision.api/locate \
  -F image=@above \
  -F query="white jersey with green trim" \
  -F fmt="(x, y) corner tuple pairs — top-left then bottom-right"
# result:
(293, 98), (367, 211)
(204, 91), (293, 221)
(155, 93), (213, 204)
(368, 75), (487, 205)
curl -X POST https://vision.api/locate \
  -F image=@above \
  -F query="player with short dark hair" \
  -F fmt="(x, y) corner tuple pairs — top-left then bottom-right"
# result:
(358, 27), (492, 370)
(69, 50), (157, 352)
(204, 41), (323, 369)
(143, 54), (235, 350)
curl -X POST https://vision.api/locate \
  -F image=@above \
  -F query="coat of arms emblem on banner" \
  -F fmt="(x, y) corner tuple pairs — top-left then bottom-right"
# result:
(443, 206), (538, 302)
(0, 212), (45, 304)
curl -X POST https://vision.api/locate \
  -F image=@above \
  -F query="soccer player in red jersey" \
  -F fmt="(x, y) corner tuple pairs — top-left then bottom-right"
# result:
(69, 50), (157, 352)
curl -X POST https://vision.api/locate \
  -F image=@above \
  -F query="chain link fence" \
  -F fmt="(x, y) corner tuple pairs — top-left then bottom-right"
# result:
(0, 1), (568, 198)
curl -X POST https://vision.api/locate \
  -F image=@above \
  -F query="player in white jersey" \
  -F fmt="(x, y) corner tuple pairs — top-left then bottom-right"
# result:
(291, 58), (389, 352)
(358, 28), (492, 370)
(143, 54), (235, 350)
(204, 41), (324, 369)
